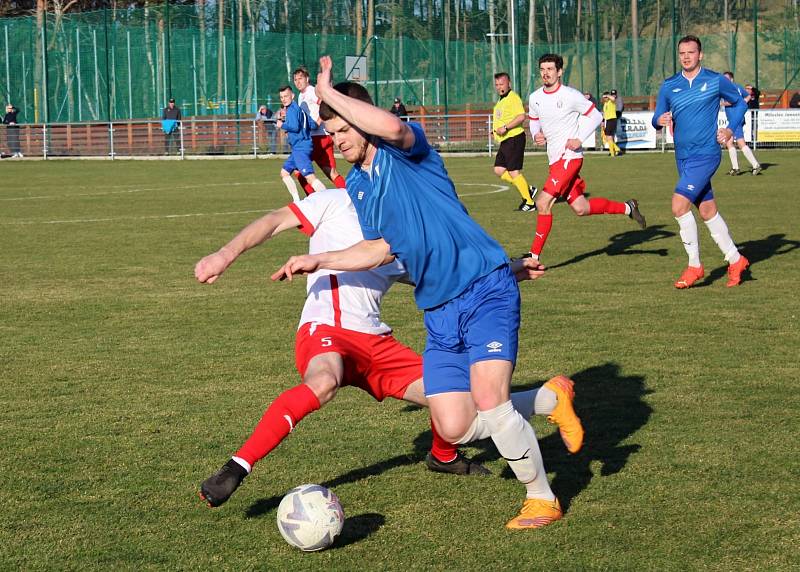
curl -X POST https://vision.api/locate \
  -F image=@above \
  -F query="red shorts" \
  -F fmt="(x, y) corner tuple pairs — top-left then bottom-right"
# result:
(311, 135), (337, 172)
(294, 322), (422, 401)
(542, 158), (587, 204)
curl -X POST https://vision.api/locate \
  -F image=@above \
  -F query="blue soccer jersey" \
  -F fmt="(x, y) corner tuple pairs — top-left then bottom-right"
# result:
(652, 68), (746, 159)
(345, 122), (509, 310)
(724, 82), (750, 133)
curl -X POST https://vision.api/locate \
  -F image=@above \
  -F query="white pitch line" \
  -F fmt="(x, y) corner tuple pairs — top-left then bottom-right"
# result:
(0, 181), (264, 202)
(2, 182), (509, 226)
(3, 209), (271, 226)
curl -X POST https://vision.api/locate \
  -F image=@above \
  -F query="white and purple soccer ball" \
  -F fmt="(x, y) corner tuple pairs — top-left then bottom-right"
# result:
(276, 484), (344, 551)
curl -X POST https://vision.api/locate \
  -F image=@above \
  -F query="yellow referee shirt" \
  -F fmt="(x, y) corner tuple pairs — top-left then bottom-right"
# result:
(493, 91), (525, 143)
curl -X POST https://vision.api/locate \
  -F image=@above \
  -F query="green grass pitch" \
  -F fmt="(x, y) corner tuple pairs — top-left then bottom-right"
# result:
(1, 152), (798, 569)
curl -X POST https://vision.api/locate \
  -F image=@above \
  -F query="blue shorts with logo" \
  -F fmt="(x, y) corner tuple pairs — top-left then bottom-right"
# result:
(283, 143), (315, 177)
(422, 264), (520, 396)
(674, 154), (721, 205)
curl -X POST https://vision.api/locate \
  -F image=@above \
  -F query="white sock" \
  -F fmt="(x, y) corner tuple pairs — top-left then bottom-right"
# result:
(704, 213), (741, 264)
(231, 456), (252, 474)
(310, 178), (327, 193)
(478, 401), (554, 500)
(281, 176), (300, 202)
(454, 388), (556, 444)
(741, 145), (759, 168)
(533, 386), (558, 415)
(676, 211), (702, 267)
(727, 146), (739, 170)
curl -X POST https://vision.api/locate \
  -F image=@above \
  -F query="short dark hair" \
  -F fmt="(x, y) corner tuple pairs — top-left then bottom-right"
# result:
(292, 67), (310, 79)
(538, 53), (563, 70)
(319, 82), (374, 121)
(723, 71), (734, 79)
(278, 85), (293, 94)
(678, 35), (702, 51)
(494, 72), (510, 81)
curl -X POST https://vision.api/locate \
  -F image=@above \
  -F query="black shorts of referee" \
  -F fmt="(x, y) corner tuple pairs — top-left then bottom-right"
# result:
(494, 131), (526, 172)
(603, 118), (618, 137)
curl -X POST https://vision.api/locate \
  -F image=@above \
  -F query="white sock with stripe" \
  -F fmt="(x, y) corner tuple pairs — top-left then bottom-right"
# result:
(705, 213), (741, 264)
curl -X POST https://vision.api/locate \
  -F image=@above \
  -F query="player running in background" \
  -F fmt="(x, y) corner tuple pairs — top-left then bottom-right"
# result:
(525, 53), (646, 263)
(293, 67), (347, 195)
(195, 188), (583, 508)
(653, 36), (750, 289)
(492, 72), (537, 212)
(273, 55), (576, 530)
(275, 85), (327, 202)
(721, 71), (762, 177)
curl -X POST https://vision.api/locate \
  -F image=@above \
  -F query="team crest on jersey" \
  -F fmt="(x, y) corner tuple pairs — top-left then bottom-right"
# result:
(700, 82), (708, 92)
(557, 100), (564, 108)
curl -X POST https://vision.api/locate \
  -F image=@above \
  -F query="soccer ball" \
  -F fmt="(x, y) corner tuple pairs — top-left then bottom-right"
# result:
(276, 484), (345, 551)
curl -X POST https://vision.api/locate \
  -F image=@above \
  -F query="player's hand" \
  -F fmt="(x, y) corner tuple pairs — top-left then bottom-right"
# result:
(271, 254), (321, 282)
(316, 55), (334, 98)
(657, 111), (673, 127)
(195, 249), (235, 284)
(510, 257), (546, 282)
(716, 127), (733, 144)
(534, 132), (546, 145)
(565, 138), (582, 151)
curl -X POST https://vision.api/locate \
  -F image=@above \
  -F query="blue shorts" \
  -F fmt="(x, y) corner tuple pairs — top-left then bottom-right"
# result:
(283, 144), (315, 177)
(422, 264), (520, 396)
(674, 154), (721, 205)
(730, 122), (745, 140)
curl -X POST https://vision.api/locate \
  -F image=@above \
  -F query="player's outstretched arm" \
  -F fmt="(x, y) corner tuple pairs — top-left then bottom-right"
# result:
(315, 55), (415, 150)
(271, 238), (394, 282)
(195, 206), (301, 284)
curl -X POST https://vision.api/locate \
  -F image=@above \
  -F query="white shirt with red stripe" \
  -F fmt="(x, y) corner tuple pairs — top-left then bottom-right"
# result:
(298, 85), (326, 137)
(287, 188), (406, 335)
(528, 83), (596, 165)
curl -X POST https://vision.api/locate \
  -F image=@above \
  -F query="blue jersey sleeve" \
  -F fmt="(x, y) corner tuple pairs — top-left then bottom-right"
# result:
(719, 76), (747, 129)
(282, 105), (302, 133)
(652, 83), (670, 130)
(398, 122), (431, 160)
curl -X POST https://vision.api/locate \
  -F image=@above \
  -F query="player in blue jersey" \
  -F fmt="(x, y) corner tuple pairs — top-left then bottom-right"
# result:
(272, 55), (576, 529)
(721, 72), (762, 176)
(652, 35), (750, 288)
(275, 86), (327, 201)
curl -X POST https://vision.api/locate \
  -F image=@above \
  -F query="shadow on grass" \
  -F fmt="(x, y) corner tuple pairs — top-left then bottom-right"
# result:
(700, 233), (800, 287)
(548, 225), (674, 270)
(335, 513), (386, 548)
(247, 362), (652, 521)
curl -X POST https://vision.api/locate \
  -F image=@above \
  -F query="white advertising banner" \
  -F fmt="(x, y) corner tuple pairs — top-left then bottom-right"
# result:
(756, 110), (800, 142)
(611, 112), (658, 149)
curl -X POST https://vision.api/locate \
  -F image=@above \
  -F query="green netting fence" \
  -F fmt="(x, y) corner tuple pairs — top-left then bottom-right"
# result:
(2, 0), (799, 123)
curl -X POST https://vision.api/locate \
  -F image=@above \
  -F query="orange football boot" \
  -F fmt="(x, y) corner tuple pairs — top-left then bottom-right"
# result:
(674, 265), (705, 289)
(726, 255), (749, 287)
(506, 497), (563, 530)
(543, 376), (584, 454)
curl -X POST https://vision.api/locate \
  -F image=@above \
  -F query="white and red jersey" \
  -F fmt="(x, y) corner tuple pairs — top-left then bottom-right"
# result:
(287, 188), (406, 335)
(297, 85), (326, 137)
(528, 83), (597, 165)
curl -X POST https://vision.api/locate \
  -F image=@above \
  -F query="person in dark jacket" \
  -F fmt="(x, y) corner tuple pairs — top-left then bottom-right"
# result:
(3, 103), (22, 158)
(389, 97), (408, 121)
(162, 98), (182, 154)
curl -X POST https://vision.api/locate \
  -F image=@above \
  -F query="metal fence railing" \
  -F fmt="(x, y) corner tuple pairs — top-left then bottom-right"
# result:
(2, 111), (798, 159)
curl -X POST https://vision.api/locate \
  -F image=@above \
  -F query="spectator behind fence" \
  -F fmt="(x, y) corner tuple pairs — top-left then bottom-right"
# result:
(612, 89), (623, 118)
(162, 97), (182, 155)
(3, 103), (22, 158)
(789, 91), (800, 109)
(744, 84), (760, 109)
(255, 104), (277, 154)
(583, 92), (598, 108)
(389, 97), (408, 121)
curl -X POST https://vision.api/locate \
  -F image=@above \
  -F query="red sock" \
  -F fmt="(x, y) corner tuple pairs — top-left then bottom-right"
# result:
(429, 419), (458, 463)
(235, 384), (321, 467)
(294, 173), (315, 196)
(530, 213), (553, 256)
(588, 197), (627, 215)
(333, 175), (346, 189)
